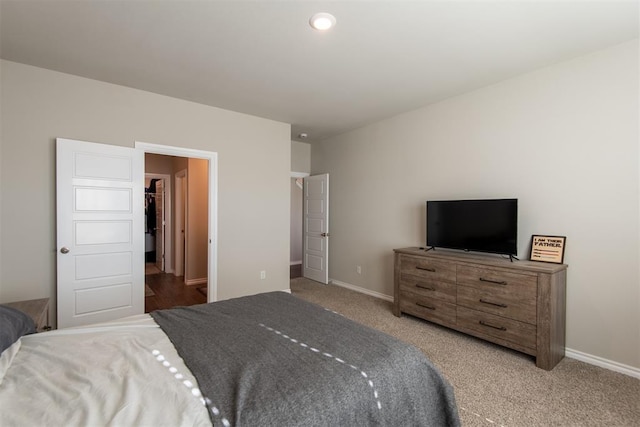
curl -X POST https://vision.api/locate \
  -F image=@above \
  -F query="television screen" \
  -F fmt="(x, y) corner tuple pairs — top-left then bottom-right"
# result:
(426, 199), (518, 256)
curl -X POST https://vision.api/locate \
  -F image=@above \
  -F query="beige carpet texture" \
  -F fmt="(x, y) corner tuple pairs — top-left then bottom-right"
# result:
(290, 277), (640, 426)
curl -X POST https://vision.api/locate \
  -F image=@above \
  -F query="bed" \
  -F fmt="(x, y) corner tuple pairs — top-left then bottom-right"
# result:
(1, 291), (459, 426)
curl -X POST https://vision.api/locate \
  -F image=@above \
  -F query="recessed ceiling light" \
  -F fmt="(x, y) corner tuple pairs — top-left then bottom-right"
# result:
(309, 13), (336, 31)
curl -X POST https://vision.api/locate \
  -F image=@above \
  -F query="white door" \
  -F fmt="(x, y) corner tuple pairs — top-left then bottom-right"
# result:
(154, 179), (165, 272)
(56, 138), (144, 328)
(303, 174), (329, 284)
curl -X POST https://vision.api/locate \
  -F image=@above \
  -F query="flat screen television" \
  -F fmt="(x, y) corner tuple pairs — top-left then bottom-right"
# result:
(426, 198), (518, 256)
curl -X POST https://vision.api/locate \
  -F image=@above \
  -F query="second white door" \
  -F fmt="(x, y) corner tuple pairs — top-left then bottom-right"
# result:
(303, 174), (329, 284)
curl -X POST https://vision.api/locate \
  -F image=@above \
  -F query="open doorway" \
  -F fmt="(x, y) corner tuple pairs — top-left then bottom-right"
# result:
(139, 142), (218, 311)
(144, 173), (171, 276)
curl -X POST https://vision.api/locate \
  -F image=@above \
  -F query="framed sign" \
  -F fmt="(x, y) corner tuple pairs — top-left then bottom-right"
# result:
(530, 235), (566, 264)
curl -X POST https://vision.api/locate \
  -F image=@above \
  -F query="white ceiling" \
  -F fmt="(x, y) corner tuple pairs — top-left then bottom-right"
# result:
(1, 1), (638, 143)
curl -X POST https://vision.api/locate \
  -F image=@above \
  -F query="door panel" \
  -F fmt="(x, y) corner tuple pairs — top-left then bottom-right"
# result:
(306, 236), (323, 252)
(75, 283), (133, 315)
(75, 221), (131, 245)
(75, 187), (132, 211)
(57, 138), (144, 328)
(74, 152), (133, 180)
(74, 252), (133, 279)
(303, 173), (329, 284)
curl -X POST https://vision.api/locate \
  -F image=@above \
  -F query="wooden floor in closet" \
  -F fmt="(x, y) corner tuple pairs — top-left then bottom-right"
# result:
(144, 270), (207, 313)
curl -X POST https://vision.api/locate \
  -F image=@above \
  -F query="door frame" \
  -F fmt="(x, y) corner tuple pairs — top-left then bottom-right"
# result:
(145, 173), (172, 273)
(136, 141), (218, 302)
(291, 171), (309, 272)
(174, 169), (187, 278)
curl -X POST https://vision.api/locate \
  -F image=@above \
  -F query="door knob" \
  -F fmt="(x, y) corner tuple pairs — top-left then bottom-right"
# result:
(321, 232), (330, 237)
(60, 247), (70, 254)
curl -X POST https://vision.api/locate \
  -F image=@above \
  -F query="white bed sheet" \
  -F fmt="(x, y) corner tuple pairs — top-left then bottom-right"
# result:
(0, 314), (211, 426)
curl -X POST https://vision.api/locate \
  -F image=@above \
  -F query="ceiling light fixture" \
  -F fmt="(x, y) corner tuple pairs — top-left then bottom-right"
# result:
(309, 12), (336, 31)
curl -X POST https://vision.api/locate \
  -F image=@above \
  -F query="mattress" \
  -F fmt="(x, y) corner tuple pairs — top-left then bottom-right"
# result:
(0, 292), (459, 426)
(0, 314), (211, 426)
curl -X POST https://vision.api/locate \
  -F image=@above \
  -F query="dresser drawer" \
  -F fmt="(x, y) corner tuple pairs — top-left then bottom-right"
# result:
(457, 265), (537, 299)
(457, 306), (536, 350)
(457, 283), (536, 324)
(399, 289), (456, 327)
(400, 255), (456, 282)
(400, 273), (456, 303)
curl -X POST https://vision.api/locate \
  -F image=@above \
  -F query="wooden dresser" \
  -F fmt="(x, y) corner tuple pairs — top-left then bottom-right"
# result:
(393, 247), (567, 370)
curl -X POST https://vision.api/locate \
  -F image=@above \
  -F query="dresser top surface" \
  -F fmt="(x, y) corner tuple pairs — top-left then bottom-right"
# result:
(394, 247), (568, 274)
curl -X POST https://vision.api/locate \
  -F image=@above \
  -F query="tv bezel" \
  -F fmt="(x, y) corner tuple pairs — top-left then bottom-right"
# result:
(426, 198), (518, 256)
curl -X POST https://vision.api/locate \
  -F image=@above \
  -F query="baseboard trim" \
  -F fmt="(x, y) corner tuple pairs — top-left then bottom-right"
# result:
(185, 278), (207, 286)
(329, 279), (393, 302)
(328, 278), (640, 378)
(565, 348), (640, 379)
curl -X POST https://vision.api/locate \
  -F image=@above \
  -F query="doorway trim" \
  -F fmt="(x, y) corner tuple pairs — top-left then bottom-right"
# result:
(174, 169), (187, 278)
(291, 171), (309, 265)
(145, 173), (172, 273)
(136, 141), (218, 303)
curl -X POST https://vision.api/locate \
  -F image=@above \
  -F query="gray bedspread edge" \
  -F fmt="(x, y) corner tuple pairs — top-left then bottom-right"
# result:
(151, 291), (460, 426)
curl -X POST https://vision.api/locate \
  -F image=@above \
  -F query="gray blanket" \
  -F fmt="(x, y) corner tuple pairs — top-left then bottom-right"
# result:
(151, 292), (459, 426)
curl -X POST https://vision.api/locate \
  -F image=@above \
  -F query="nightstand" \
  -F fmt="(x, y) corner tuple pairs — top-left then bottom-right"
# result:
(4, 298), (51, 332)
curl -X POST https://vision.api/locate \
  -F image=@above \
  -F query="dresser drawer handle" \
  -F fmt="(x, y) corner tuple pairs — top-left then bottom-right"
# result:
(479, 299), (508, 308)
(479, 320), (507, 331)
(479, 277), (507, 285)
(416, 284), (435, 291)
(416, 302), (436, 310)
(416, 266), (436, 272)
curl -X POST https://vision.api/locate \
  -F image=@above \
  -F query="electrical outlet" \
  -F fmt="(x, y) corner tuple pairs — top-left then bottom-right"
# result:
(260, 270), (266, 280)
(356, 265), (362, 275)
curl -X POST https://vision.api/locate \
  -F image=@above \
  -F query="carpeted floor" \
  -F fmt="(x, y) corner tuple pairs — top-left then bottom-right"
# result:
(290, 277), (640, 426)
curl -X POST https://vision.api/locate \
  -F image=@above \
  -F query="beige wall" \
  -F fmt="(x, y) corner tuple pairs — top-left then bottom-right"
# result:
(312, 40), (639, 370)
(291, 141), (311, 173)
(187, 158), (209, 283)
(145, 153), (180, 175)
(0, 60), (291, 315)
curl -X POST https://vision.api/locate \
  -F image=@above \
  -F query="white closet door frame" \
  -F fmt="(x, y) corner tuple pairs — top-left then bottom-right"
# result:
(136, 141), (218, 302)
